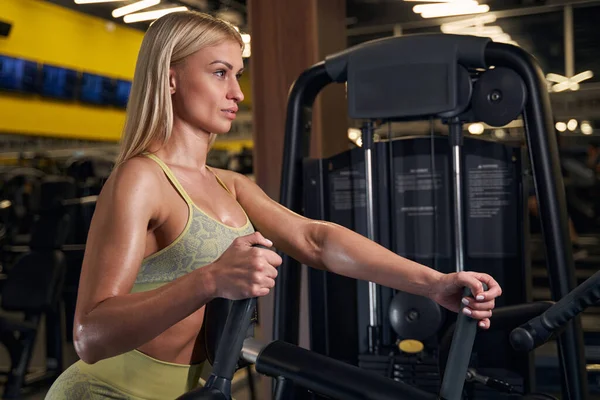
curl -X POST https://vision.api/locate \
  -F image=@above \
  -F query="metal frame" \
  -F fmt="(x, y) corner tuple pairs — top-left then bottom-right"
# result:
(275, 37), (588, 400)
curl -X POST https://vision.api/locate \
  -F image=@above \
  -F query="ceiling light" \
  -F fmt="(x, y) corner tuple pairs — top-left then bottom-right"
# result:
(581, 121), (593, 135)
(493, 129), (506, 139)
(123, 6), (188, 23)
(468, 123), (484, 135)
(75, 0), (126, 4)
(413, 0), (479, 14)
(113, 0), (160, 18)
(567, 119), (578, 132)
(242, 43), (251, 58)
(348, 128), (361, 141)
(440, 13), (497, 31)
(421, 4), (489, 18)
(453, 26), (503, 36)
(555, 122), (567, 132)
(547, 70), (594, 92)
(240, 33), (251, 58)
(490, 33), (512, 43)
(439, 12), (517, 46)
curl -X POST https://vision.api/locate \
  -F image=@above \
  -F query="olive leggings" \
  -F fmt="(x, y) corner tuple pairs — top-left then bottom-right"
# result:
(45, 349), (204, 399)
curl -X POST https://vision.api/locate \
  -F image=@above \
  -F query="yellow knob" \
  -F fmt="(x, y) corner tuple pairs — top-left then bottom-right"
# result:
(399, 339), (424, 354)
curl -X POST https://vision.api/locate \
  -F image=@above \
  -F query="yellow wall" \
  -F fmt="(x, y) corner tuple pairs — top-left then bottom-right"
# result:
(0, 0), (252, 142)
(0, 0), (144, 141)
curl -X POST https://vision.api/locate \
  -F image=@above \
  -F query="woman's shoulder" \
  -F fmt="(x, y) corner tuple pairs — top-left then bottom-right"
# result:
(100, 156), (166, 201)
(91, 156), (166, 226)
(207, 167), (251, 197)
(108, 156), (163, 185)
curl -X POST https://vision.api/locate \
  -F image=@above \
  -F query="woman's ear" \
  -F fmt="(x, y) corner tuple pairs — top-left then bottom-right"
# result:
(169, 67), (177, 95)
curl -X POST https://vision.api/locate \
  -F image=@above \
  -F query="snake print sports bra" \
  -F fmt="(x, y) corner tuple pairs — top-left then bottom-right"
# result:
(130, 153), (255, 293)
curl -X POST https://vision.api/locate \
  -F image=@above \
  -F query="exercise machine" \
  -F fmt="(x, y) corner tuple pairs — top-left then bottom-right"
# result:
(272, 33), (588, 399)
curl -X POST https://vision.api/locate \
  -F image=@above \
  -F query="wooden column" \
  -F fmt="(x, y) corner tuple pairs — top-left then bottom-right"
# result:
(249, 0), (348, 201)
(248, 1), (347, 396)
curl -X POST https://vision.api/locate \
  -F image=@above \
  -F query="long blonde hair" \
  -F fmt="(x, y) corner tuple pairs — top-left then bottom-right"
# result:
(116, 11), (243, 165)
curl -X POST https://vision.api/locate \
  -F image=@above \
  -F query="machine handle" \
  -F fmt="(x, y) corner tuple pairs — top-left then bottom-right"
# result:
(511, 269), (600, 352)
(440, 285), (487, 400)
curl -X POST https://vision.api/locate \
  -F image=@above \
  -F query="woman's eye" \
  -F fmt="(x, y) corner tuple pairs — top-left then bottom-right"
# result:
(215, 70), (226, 77)
(236, 73), (242, 81)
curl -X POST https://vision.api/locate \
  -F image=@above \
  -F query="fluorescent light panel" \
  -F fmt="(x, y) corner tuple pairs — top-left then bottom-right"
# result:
(547, 70), (594, 92)
(420, 4), (489, 18)
(440, 14), (497, 31)
(409, 0), (490, 19)
(123, 6), (188, 23)
(413, 0), (478, 14)
(448, 26), (503, 35)
(74, 0), (127, 4)
(113, 0), (160, 18)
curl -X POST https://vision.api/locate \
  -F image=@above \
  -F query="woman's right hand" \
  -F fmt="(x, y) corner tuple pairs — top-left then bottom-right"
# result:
(208, 232), (283, 300)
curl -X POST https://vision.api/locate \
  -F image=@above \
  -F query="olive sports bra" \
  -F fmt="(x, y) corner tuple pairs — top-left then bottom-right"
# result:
(131, 153), (255, 293)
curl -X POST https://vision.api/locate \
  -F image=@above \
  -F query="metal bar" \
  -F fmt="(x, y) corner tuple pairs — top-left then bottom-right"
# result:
(451, 144), (465, 273)
(241, 338), (265, 365)
(362, 123), (381, 344)
(275, 62), (333, 345)
(564, 5), (575, 77)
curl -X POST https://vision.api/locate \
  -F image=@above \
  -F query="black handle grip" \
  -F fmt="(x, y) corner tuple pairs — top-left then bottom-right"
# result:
(180, 246), (272, 400)
(511, 269), (600, 352)
(439, 284), (487, 400)
(208, 298), (256, 380)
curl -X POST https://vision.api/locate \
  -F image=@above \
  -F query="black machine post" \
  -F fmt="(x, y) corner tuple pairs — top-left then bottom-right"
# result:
(273, 63), (332, 345)
(486, 43), (588, 400)
(361, 121), (382, 355)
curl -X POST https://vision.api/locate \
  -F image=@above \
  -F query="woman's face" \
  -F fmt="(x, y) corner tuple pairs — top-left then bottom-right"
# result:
(170, 40), (245, 136)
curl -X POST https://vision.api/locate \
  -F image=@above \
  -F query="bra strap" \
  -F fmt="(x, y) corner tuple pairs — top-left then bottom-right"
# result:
(143, 153), (195, 206)
(206, 166), (234, 196)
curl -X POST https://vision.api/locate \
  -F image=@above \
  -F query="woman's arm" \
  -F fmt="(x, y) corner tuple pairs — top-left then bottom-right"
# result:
(73, 159), (218, 364)
(74, 160), (278, 364)
(229, 171), (501, 326)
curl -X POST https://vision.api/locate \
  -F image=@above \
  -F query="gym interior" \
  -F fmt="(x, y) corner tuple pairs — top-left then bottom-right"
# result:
(1, 0), (600, 399)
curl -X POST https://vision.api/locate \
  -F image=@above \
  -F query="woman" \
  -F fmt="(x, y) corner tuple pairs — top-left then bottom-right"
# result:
(46, 11), (501, 399)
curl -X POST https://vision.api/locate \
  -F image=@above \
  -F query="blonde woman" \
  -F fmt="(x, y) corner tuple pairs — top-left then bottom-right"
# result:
(46, 11), (502, 399)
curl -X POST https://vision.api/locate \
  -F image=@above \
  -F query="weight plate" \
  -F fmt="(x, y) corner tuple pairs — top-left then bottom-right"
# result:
(388, 291), (444, 341)
(472, 67), (526, 127)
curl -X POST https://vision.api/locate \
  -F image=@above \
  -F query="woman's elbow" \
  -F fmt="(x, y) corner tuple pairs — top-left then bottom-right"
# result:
(73, 322), (102, 364)
(303, 221), (330, 268)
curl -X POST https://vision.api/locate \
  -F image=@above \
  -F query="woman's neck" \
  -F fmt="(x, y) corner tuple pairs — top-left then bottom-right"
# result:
(151, 123), (213, 171)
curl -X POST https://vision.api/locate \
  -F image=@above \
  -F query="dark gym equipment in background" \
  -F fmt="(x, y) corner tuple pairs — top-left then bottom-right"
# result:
(0, 153), (111, 398)
(275, 34), (587, 399)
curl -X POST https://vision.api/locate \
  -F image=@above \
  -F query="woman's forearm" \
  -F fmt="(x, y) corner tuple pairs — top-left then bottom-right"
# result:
(74, 266), (217, 364)
(317, 222), (443, 298)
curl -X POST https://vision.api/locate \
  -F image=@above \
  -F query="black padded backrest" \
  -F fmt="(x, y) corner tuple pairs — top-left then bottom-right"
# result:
(2, 250), (66, 313)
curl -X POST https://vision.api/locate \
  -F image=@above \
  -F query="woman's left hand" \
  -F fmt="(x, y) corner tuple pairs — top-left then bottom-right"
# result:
(428, 271), (502, 330)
